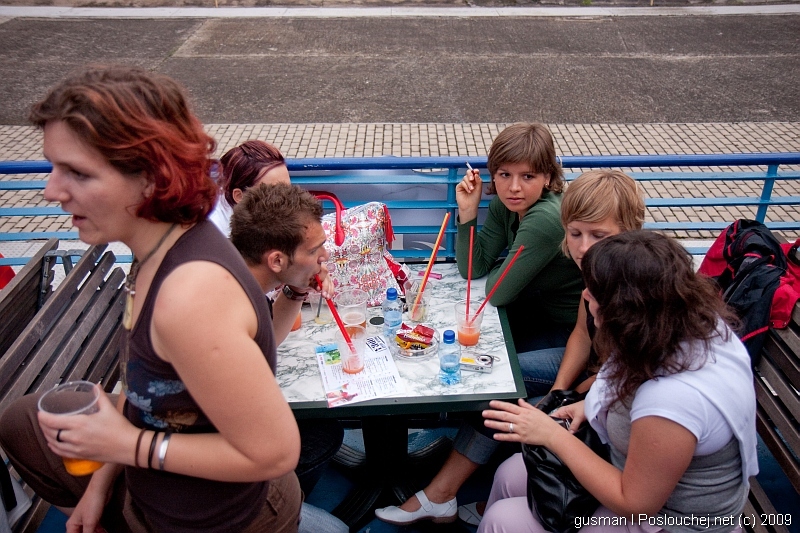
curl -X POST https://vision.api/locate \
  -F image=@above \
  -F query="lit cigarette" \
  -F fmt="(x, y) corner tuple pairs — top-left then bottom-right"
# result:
(465, 162), (473, 171)
(418, 271), (442, 280)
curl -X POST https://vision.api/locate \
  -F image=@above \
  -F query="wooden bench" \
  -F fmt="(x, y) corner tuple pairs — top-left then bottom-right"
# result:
(745, 293), (800, 533)
(0, 239), (59, 359)
(0, 244), (126, 533)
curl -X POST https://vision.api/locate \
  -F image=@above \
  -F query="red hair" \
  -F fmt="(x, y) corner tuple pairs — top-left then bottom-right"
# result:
(30, 65), (217, 224)
(219, 140), (286, 207)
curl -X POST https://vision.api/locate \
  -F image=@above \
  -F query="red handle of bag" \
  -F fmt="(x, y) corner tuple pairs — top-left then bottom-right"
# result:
(310, 191), (345, 247)
(383, 204), (394, 249)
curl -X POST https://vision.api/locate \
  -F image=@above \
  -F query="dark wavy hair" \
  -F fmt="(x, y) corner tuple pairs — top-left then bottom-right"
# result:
(486, 122), (564, 195)
(582, 231), (737, 404)
(218, 140), (286, 208)
(29, 65), (217, 224)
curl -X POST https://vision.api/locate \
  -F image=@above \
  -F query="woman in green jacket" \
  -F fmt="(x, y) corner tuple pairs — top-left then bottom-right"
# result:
(456, 122), (583, 354)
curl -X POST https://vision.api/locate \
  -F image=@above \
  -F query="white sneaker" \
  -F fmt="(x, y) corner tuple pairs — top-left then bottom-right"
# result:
(374, 490), (457, 525)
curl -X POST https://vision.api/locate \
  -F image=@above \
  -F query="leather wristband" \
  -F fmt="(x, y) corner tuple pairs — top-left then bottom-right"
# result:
(147, 431), (160, 470)
(134, 428), (147, 468)
(282, 285), (309, 301)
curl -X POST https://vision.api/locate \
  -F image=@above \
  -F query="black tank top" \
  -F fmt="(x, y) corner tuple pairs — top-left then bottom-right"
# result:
(123, 220), (276, 532)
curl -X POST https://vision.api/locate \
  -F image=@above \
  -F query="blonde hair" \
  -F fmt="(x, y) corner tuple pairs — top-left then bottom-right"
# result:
(560, 170), (645, 256)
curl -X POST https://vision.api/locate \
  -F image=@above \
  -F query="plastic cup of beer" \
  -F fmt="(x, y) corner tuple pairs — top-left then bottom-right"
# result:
(308, 292), (333, 325)
(455, 299), (485, 347)
(335, 288), (368, 329)
(406, 281), (431, 323)
(336, 325), (366, 374)
(38, 380), (104, 476)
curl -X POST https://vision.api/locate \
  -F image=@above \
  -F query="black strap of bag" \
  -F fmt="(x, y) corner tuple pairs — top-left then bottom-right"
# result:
(0, 464), (17, 513)
(522, 390), (610, 533)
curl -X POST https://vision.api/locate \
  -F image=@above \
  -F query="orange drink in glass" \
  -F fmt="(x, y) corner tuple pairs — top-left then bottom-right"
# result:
(455, 299), (485, 347)
(291, 312), (302, 331)
(62, 457), (105, 477)
(457, 327), (481, 346)
(337, 325), (366, 374)
(38, 380), (104, 476)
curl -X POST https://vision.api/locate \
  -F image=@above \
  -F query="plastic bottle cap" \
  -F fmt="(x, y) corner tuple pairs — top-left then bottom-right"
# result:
(443, 330), (455, 344)
(387, 288), (398, 300)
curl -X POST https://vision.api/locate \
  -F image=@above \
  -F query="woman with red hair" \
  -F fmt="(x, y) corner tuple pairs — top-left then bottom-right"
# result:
(0, 66), (302, 533)
(209, 139), (290, 236)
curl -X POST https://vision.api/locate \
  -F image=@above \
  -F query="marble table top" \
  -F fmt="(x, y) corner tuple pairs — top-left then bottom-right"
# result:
(276, 262), (524, 417)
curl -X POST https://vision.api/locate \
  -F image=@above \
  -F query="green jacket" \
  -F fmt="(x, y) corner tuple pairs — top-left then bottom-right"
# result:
(456, 192), (583, 325)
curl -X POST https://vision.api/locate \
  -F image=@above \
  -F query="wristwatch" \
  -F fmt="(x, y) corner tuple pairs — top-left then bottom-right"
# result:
(282, 285), (309, 301)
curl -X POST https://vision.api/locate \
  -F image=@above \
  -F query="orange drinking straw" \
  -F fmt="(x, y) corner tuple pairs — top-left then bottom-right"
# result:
(315, 275), (357, 355)
(470, 245), (525, 325)
(411, 212), (451, 319)
(466, 225), (474, 322)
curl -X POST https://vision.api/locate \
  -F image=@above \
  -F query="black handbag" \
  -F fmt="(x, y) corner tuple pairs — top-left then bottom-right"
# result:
(522, 390), (610, 533)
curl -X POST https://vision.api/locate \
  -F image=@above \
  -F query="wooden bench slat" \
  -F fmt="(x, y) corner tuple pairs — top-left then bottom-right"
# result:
(766, 329), (800, 390)
(0, 273), (39, 324)
(35, 263), (124, 393)
(0, 245), (106, 396)
(743, 500), (772, 533)
(756, 351), (800, 425)
(0, 238), (58, 316)
(0, 239), (59, 357)
(755, 403), (800, 493)
(745, 478), (790, 533)
(0, 244), (126, 533)
(82, 320), (124, 392)
(0, 251), (116, 405)
(63, 268), (125, 385)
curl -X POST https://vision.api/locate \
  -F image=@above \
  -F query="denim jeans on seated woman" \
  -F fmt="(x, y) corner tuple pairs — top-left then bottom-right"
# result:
(299, 503), (348, 533)
(517, 346), (566, 399)
(453, 346), (585, 466)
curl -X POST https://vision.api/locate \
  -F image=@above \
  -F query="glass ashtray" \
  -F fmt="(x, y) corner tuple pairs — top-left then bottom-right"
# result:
(388, 327), (439, 361)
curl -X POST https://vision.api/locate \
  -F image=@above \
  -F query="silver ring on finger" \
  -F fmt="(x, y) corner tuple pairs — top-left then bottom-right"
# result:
(56, 429), (63, 442)
(508, 422), (514, 433)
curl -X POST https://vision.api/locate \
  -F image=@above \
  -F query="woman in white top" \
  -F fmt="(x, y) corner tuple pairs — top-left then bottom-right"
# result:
(209, 140), (290, 236)
(479, 231), (758, 533)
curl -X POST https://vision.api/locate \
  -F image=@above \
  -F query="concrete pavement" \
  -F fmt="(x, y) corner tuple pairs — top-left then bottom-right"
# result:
(0, 3), (798, 254)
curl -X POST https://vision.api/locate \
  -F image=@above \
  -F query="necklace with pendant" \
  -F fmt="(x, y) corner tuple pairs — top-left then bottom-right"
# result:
(122, 223), (178, 330)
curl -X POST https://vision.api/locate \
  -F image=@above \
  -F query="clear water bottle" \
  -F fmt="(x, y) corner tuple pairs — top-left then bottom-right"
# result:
(439, 330), (461, 385)
(382, 288), (403, 338)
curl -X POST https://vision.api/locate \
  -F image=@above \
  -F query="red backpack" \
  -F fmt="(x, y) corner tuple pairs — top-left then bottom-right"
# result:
(773, 238), (800, 329)
(698, 219), (788, 362)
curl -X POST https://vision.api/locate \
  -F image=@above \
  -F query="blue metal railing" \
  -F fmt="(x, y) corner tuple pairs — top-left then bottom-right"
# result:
(2, 154), (800, 266)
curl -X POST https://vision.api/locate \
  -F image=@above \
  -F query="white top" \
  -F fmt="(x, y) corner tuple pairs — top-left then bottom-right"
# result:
(208, 195), (233, 237)
(585, 322), (758, 487)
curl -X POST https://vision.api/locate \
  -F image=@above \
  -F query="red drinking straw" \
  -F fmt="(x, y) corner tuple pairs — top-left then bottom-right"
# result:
(466, 225), (474, 322)
(470, 245), (525, 325)
(411, 212), (451, 319)
(316, 275), (357, 355)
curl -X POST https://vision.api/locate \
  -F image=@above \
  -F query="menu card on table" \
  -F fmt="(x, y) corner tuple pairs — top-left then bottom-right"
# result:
(315, 335), (405, 407)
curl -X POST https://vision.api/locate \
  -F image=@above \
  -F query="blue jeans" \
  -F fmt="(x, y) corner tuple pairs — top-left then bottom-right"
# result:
(453, 346), (570, 465)
(299, 503), (348, 533)
(517, 346), (566, 399)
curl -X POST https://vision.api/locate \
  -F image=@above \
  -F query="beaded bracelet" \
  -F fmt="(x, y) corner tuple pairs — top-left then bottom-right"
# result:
(134, 428), (147, 468)
(157, 431), (173, 471)
(147, 431), (160, 470)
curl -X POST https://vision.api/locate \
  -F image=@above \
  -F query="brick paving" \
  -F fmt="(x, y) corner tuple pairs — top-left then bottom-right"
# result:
(2, 121), (799, 246)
